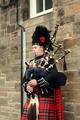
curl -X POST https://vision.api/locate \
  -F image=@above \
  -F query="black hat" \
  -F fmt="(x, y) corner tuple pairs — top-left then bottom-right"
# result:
(32, 25), (53, 51)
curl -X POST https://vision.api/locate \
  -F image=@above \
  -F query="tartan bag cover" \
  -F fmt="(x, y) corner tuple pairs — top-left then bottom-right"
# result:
(20, 87), (64, 120)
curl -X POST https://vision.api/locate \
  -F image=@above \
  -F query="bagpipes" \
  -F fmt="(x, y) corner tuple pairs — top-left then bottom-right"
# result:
(23, 49), (70, 98)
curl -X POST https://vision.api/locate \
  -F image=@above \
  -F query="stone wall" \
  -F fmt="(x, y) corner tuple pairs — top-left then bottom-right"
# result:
(0, 2), (21, 120)
(0, 0), (80, 120)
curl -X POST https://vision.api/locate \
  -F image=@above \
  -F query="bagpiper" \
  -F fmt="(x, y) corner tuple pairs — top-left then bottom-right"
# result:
(21, 25), (67, 120)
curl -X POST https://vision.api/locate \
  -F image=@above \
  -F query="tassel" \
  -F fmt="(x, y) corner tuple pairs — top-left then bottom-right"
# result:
(27, 94), (39, 120)
(28, 103), (36, 120)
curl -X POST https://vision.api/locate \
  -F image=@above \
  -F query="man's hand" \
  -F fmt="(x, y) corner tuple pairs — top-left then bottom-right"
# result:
(28, 79), (37, 87)
(26, 85), (33, 93)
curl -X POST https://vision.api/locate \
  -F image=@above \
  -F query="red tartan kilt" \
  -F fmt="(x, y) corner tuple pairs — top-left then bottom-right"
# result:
(20, 87), (64, 120)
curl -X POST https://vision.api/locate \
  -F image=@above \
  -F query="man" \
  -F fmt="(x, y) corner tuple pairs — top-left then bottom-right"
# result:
(21, 25), (67, 120)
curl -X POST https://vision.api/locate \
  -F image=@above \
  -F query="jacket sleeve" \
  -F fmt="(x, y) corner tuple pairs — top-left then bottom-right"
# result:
(36, 68), (67, 96)
(37, 68), (67, 88)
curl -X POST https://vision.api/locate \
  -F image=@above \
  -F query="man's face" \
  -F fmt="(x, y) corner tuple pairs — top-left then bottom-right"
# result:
(32, 45), (44, 56)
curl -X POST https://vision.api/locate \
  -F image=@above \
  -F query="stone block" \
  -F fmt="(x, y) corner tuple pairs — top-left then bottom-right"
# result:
(59, 15), (74, 25)
(64, 112), (75, 120)
(65, 70), (77, 82)
(64, 102), (75, 112)
(21, 0), (30, 21)
(74, 12), (80, 22)
(7, 25), (15, 33)
(75, 117), (80, 120)
(7, 93), (20, 103)
(63, 37), (77, 49)
(64, 2), (80, 17)
(73, 22), (80, 34)
(10, 8), (16, 24)
(75, 104), (80, 116)
(58, 7), (64, 16)
(1, 23), (7, 29)
(15, 82), (20, 92)
(0, 79), (5, 86)
(0, 98), (8, 106)
(0, 91), (7, 97)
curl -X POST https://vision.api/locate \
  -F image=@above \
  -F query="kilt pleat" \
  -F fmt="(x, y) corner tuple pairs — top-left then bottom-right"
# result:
(20, 87), (64, 120)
